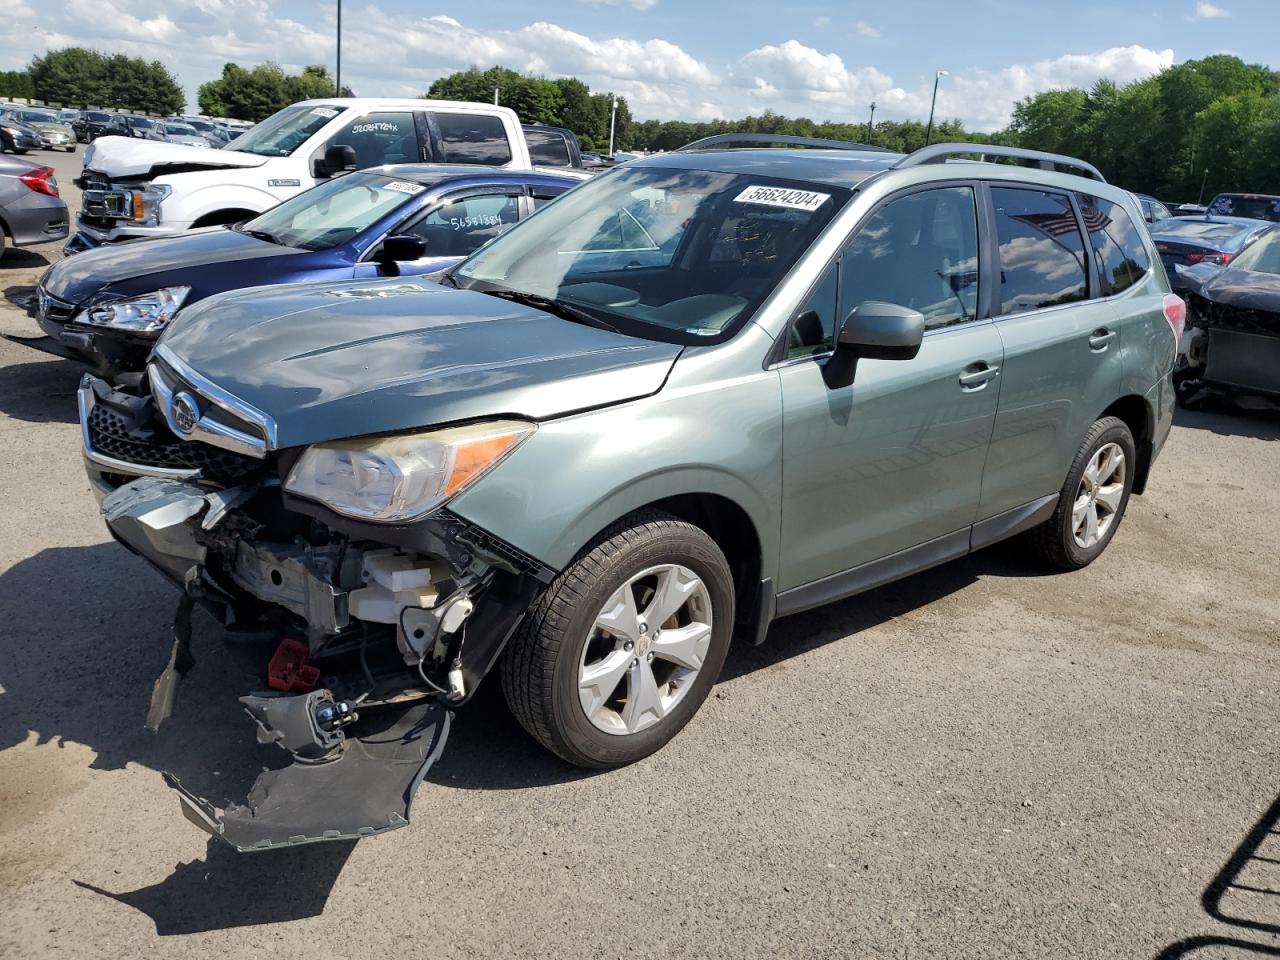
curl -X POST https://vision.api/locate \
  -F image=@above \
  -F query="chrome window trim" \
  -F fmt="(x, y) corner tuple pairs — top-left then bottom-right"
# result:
(153, 344), (276, 455)
(78, 377), (201, 480)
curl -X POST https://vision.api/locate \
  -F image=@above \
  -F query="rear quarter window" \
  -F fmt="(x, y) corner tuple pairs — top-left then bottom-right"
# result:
(526, 129), (572, 167)
(431, 113), (512, 165)
(1076, 193), (1150, 295)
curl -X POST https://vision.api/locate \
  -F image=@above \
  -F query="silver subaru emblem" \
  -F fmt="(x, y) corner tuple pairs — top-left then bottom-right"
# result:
(171, 391), (200, 435)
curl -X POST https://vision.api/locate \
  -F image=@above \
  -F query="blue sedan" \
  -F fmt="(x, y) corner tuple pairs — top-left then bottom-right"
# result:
(30, 165), (579, 373)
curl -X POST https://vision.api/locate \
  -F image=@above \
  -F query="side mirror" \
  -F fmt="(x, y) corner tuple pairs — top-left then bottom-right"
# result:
(824, 301), (925, 389)
(317, 144), (357, 178)
(381, 234), (427, 263)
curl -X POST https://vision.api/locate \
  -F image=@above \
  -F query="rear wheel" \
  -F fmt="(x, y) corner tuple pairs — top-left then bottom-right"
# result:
(1031, 416), (1136, 570)
(501, 510), (734, 768)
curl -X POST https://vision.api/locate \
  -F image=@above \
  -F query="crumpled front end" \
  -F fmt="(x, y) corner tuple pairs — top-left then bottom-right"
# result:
(1181, 283), (1280, 400)
(80, 370), (552, 851)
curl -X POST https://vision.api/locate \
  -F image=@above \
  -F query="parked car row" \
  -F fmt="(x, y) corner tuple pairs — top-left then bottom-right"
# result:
(12, 110), (1187, 852)
(0, 106), (76, 152)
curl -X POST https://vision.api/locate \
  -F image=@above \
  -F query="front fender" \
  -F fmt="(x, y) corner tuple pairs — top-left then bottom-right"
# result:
(449, 329), (784, 578)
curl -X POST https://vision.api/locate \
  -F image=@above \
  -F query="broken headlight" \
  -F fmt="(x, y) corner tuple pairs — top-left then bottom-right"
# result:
(83, 286), (190, 333)
(285, 420), (536, 522)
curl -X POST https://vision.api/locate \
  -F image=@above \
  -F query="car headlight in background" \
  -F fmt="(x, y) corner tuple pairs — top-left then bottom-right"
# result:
(83, 286), (190, 333)
(285, 420), (536, 522)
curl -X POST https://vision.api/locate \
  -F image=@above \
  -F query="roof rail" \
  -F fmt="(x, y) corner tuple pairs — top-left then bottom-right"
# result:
(676, 133), (891, 153)
(895, 142), (1106, 183)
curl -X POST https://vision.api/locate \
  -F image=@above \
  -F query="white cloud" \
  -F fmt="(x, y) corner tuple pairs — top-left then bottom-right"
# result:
(0, 2), (1174, 133)
(813, 15), (831, 28)
(1193, 2), (1230, 18)
(577, 0), (659, 9)
(853, 21), (881, 39)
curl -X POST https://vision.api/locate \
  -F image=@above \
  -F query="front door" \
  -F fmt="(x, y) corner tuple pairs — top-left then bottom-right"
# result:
(778, 184), (1003, 591)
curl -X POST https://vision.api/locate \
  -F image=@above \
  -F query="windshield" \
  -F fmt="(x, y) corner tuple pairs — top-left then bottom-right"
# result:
(226, 104), (345, 157)
(453, 165), (849, 345)
(85, 112), (111, 122)
(126, 117), (152, 129)
(1207, 194), (1280, 222)
(1228, 227), (1280, 274)
(19, 111), (57, 124)
(241, 171), (424, 251)
(166, 124), (198, 136)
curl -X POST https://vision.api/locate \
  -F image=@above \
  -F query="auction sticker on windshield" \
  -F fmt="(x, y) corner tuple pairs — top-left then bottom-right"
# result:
(384, 181), (426, 195)
(734, 185), (830, 212)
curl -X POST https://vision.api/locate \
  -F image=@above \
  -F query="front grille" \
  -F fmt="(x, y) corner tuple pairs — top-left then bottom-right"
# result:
(88, 403), (263, 482)
(151, 358), (267, 445)
(1205, 301), (1280, 336)
(37, 287), (76, 323)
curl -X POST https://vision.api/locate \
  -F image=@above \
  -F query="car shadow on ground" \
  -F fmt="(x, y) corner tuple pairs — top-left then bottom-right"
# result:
(1153, 791), (1280, 958)
(0, 355), (86, 424)
(1173, 400), (1280, 441)
(0, 249), (51, 271)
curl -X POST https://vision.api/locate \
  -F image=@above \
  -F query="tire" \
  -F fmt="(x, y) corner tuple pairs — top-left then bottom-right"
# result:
(501, 509), (735, 768)
(1030, 416), (1136, 571)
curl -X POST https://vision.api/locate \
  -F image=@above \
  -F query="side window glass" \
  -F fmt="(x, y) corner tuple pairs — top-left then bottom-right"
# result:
(787, 262), (839, 359)
(326, 112), (418, 169)
(406, 194), (520, 258)
(991, 187), (1088, 314)
(1075, 193), (1151, 296)
(841, 186), (980, 330)
(527, 130), (571, 167)
(430, 113), (512, 165)
(531, 192), (566, 211)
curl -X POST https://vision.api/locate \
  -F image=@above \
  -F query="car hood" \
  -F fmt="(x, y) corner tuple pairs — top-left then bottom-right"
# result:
(41, 227), (299, 306)
(159, 279), (682, 449)
(30, 121), (73, 135)
(1199, 267), (1280, 311)
(83, 136), (268, 178)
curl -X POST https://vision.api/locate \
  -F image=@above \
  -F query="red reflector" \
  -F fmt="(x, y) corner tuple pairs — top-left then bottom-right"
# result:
(267, 638), (321, 692)
(1163, 293), (1186, 342)
(18, 166), (58, 198)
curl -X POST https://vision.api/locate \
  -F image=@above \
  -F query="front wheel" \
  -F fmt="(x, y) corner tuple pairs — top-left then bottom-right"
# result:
(1030, 416), (1136, 570)
(501, 510), (734, 768)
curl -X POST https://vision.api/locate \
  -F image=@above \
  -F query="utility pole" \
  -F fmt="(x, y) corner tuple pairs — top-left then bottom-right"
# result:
(866, 101), (876, 143)
(335, 0), (342, 96)
(924, 69), (947, 146)
(608, 94), (617, 157)
(1198, 167), (1211, 205)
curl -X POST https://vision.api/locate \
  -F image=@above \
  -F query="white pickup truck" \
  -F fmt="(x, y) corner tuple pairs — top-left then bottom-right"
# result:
(71, 97), (582, 249)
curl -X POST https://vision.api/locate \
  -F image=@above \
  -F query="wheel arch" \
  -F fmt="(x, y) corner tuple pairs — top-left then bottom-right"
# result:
(190, 207), (258, 228)
(1099, 393), (1155, 495)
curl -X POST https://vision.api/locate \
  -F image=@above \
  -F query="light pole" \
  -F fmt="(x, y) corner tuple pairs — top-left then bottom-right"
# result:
(494, 87), (500, 105)
(866, 100), (876, 143)
(608, 94), (617, 157)
(335, 0), (342, 96)
(924, 69), (947, 146)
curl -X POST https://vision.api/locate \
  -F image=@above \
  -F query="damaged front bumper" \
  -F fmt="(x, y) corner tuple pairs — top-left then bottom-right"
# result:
(82, 373), (552, 851)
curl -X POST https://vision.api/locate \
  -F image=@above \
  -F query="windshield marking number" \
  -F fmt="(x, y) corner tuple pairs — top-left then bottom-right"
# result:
(734, 185), (830, 212)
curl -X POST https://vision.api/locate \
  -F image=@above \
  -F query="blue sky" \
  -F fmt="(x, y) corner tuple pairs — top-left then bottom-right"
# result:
(4, 0), (1275, 127)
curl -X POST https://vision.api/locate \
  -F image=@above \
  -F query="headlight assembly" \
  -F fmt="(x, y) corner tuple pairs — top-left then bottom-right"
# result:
(284, 420), (536, 522)
(83, 286), (190, 333)
(129, 183), (171, 225)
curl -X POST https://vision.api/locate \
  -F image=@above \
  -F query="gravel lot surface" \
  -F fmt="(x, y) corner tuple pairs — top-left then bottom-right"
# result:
(0, 145), (1277, 959)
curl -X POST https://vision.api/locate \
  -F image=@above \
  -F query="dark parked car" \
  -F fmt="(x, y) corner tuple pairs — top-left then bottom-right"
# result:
(75, 111), (124, 142)
(0, 156), (69, 259)
(1, 116), (42, 154)
(1149, 215), (1273, 293)
(0, 107), (76, 151)
(522, 123), (584, 170)
(1175, 225), (1280, 406)
(1206, 192), (1280, 222)
(35, 165), (577, 371)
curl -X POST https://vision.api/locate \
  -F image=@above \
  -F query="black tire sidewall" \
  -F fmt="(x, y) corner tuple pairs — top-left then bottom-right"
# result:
(548, 527), (734, 768)
(1056, 420), (1136, 567)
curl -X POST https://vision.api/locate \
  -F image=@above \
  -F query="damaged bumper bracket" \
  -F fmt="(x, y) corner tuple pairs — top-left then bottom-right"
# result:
(164, 700), (452, 852)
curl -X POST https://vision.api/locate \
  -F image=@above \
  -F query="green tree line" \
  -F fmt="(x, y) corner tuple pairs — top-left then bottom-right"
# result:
(18, 48), (184, 114)
(198, 63), (352, 120)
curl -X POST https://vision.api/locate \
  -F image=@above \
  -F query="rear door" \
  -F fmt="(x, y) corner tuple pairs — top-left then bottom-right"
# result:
(977, 185), (1123, 521)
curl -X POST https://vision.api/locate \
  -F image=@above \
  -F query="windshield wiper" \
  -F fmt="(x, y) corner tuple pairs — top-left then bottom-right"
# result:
(241, 228), (279, 245)
(479, 288), (619, 333)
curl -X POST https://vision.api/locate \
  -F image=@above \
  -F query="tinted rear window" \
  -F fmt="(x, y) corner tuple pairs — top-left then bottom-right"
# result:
(1208, 194), (1280, 221)
(526, 129), (572, 167)
(1077, 193), (1150, 295)
(991, 186), (1088, 314)
(430, 113), (512, 165)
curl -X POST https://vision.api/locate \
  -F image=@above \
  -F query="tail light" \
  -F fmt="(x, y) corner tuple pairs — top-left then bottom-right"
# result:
(18, 166), (59, 198)
(1184, 251), (1232, 265)
(1163, 293), (1186, 341)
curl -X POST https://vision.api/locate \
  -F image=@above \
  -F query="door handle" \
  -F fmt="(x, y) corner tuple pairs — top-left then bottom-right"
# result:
(958, 362), (1000, 390)
(1089, 328), (1116, 351)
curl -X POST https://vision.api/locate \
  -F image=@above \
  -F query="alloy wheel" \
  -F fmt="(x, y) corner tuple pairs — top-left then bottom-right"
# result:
(1072, 442), (1126, 549)
(577, 563), (713, 736)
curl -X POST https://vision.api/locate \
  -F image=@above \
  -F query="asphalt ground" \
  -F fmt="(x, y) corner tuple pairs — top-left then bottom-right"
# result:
(0, 143), (1277, 959)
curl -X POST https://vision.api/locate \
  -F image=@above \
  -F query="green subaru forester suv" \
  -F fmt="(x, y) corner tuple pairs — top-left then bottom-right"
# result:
(80, 137), (1181, 850)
